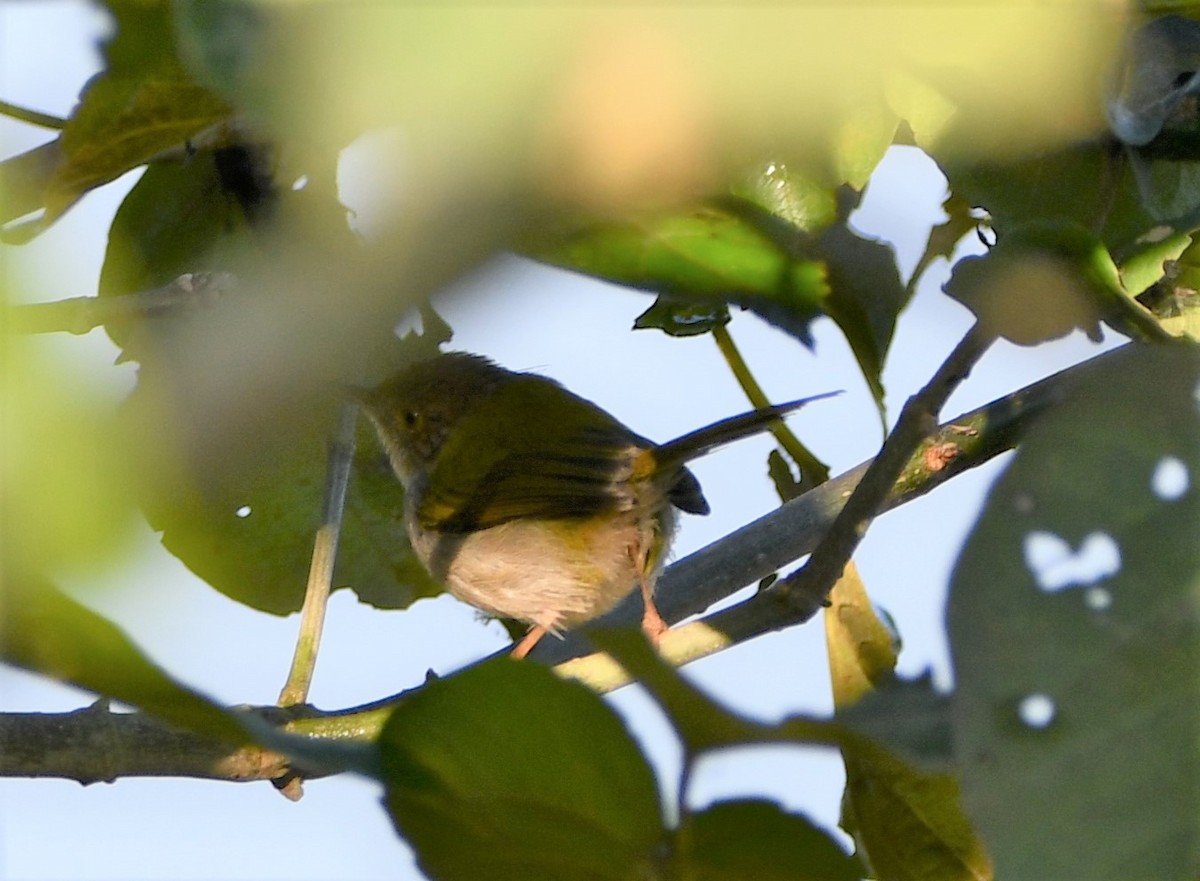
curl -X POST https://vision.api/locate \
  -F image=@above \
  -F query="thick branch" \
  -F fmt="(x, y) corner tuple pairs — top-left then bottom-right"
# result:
(0, 701), (289, 784)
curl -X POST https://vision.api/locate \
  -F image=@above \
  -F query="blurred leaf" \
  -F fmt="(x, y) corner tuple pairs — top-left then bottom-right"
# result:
(379, 658), (664, 881)
(731, 160), (839, 234)
(832, 676), (955, 771)
(271, 7), (1120, 211)
(944, 221), (1166, 345)
(46, 79), (231, 223)
(590, 628), (949, 766)
(38, 2), (233, 227)
(948, 344), (1200, 880)
(0, 142), (62, 232)
(91, 108), (440, 615)
(588, 629), (777, 754)
(671, 799), (863, 881)
(826, 566), (992, 881)
(97, 151), (262, 348)
(122, 309), (451, 615)
(0, 342), (137, 573)
(531, 199), (831, 345)
(1105, 14), (1200, 148)
(0, 575), (248, 745)
(1126, 148), (1200, 227)
(172, 0), (266, 103)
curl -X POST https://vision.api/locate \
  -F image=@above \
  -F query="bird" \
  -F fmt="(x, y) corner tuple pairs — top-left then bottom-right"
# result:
(357, 351), (835, 658)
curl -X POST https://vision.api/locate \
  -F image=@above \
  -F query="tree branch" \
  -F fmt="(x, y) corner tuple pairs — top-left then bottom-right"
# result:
(4, 272), (239, 335)
(775, 324), (994, 618)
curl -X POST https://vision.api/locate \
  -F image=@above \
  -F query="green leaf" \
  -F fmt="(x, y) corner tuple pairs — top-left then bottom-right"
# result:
(1, 575), (248, 745)
(98, 153), (259, 348)
(944, 141), (1200, 278)
(46, 78), (231, 221)
(97, 146), (444, 614)
(671, 800), (863, 881)
(947, 344), (1200, 880)
(379, 658), (664, 881)
(43, 3), (232, 225)
(129, 394), (442, 614)
(533, 191), (905, 412)
(529, 199), (830, 345)
(816, 210), (907, 420)
(730, 160), (839, 234)
(839, 737), (992, 881)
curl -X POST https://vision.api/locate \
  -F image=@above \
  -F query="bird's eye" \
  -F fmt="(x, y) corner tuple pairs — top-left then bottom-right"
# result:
(403, 409), (419, 428)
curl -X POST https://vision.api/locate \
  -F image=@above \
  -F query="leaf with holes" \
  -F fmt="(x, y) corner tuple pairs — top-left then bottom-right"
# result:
(947, 344), (1200, 880)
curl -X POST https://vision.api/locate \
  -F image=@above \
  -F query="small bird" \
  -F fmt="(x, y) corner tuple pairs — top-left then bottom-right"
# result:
(358, 351), (835, 658)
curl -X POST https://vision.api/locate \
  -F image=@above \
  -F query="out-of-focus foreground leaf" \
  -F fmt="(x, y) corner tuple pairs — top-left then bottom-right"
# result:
(0, 576), (248, 746)
(670, 799), (863, 881)
(0, 331), (247, 743)
(95, 150), (443, 614)
(948, 343), (1200, 880)
(944, 221), (1166, 346)
(379, 659), (665, 881)
(534, 192), (907, 416)
(0, 0), (232, 238)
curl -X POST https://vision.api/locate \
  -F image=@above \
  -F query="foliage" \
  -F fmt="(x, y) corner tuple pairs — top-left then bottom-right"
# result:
(2, 3), (1199, 881)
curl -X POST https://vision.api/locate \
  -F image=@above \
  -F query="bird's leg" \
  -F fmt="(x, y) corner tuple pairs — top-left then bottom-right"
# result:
(511, 624), (548, 659)
(639, 573), (669, 645)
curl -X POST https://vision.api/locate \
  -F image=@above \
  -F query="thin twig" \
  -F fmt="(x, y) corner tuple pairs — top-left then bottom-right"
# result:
(278, 402), (360, 707)
(776, 325), (994, 617)
(712, 322), (830, 484)
(0, 99), (66, 130)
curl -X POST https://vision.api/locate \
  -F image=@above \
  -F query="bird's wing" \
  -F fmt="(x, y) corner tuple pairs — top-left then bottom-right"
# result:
(417, 387), (645, 533)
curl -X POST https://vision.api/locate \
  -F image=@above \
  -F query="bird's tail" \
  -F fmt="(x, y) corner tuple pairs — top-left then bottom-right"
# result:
(655, 391), (841, 466)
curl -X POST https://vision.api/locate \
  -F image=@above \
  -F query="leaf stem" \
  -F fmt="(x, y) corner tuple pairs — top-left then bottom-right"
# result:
(0, 99), (66, 130)
(277, 401), (360, 707)
(712, 321), (830, 485)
